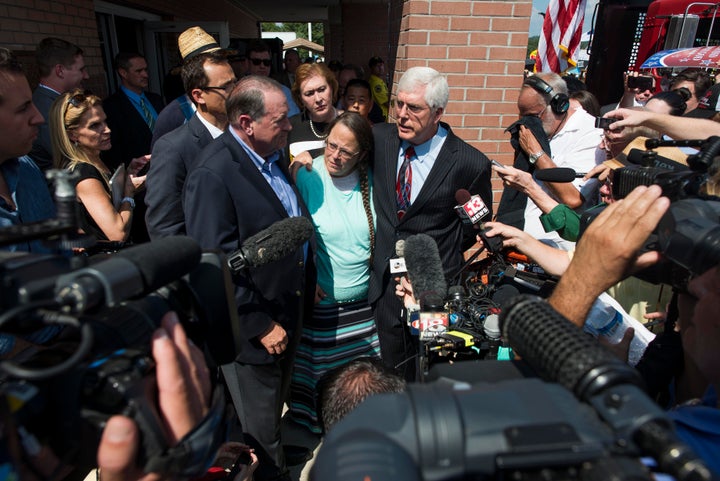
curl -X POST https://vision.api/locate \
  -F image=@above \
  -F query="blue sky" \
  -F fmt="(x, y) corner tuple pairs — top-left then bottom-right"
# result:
(530, 0), (599, 36)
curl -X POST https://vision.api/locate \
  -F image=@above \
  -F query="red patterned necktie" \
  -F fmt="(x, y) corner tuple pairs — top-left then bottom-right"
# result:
(396, 146), (415, 219)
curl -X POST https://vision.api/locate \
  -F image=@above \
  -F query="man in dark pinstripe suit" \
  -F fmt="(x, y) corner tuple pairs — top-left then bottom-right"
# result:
(368, 66), (493, 381)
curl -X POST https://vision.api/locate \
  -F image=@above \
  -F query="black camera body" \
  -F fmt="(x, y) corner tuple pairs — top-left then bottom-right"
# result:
(580, 137), (720, 286)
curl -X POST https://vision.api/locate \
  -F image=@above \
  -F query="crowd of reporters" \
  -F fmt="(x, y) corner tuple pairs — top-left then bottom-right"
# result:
(1, 32), (720, 481)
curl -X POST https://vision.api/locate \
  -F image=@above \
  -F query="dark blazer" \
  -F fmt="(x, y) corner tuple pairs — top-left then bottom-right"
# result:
(151, 95), (194, 149)
(29, 86), (59, 172)
(183, 131), (314, 365)
(102, 89), (164, 171)
(368, 122), (493, 304)
(145, 114), (213, 240)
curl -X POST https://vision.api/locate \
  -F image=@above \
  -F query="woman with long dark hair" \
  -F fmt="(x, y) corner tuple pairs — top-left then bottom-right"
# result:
(289, 112), (380, 434)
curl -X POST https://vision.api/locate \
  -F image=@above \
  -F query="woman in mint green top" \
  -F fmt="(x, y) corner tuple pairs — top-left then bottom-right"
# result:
(289, 112), (381, 433)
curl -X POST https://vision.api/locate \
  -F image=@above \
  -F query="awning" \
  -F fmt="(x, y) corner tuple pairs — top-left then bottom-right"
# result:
(283, 38), (324, 54)
(641, 46), (720, 69)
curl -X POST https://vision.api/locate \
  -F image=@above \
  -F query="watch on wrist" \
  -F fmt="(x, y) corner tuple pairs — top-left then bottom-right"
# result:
(121, 196), (135, 209)
(529, 151), (545, 164)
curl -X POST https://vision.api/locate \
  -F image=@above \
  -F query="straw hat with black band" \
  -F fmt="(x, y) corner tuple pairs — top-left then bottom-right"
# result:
(178, 26), (226, 61)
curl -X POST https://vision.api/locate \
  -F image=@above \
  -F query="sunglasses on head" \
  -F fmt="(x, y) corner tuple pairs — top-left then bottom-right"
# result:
(250, 58), (272, 66)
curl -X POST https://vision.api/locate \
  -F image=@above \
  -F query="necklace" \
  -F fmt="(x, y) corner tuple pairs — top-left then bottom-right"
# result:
(309, 119), (326, 139)
(308, 107), (337, 139)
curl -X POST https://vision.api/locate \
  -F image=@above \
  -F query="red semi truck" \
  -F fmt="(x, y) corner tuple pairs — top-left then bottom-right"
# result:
(585, 0), (720, 105)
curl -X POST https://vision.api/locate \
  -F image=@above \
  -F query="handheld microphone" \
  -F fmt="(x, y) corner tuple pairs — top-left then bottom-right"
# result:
(54, 236), (202, 313)
(404, 234), (449, 339)
(453, 189), (490, 226)
(454, 189), (503, 254)
(227, 216), (314, 274)
(403, 234), (447, 306)
(533, 167), (583, 183)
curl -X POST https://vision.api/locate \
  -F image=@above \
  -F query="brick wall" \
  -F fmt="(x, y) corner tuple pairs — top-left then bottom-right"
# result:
(0, 0), (258, 95)
(0, 0), (105, 92)
(393, 0), (532, 207)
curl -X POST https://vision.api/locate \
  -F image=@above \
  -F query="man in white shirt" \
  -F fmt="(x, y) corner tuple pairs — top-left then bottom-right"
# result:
(512, 73), (603, 249)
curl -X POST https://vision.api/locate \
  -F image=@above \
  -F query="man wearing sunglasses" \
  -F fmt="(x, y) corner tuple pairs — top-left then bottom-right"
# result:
(247, 40), (300, 118)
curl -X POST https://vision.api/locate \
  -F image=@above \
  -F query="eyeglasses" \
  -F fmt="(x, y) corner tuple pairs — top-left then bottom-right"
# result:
(326, 141), (359, 161)
(250, 58), (272, 66)
(202, 79), (237, 94)
(64, 90), (91, 116)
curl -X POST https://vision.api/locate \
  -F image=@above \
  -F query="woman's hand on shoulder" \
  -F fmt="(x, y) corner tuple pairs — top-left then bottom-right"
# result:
(290, 151), (314, 182)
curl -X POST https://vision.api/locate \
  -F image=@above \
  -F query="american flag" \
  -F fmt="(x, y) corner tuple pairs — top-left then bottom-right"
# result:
(536, 0), (587, 73)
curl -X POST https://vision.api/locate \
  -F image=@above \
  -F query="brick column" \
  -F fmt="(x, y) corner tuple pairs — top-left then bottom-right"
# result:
(393, 0), (532, 205)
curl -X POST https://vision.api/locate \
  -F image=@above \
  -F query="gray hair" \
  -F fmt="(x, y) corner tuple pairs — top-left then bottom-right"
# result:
(226, 75), (283, 124)
(398, 66), (449, 111)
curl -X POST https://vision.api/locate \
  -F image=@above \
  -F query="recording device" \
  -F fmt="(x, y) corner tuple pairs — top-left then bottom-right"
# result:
(453, 189), (502, 254)
(226, 216), (314, 274)
(313, 296), (712, 481)
(580, 136), (720, 287)
(594, 116), (618, 130)
(0, 178), (233, 478)
(627, 75), (654, 91)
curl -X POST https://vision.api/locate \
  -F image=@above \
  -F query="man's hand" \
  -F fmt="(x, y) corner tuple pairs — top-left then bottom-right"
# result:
(395, 275), (417, 308)
(517, 124), (544, 155)
(493, 163), (535, 192)
(258, 321), (289, 355)
(96, 311), (211, 481)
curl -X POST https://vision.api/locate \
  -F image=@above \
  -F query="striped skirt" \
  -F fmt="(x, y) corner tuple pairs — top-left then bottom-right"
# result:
(289, 299), (381, 434)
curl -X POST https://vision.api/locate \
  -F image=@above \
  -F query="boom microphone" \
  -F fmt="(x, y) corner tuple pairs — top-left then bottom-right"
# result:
(227, 216), (314, 274)
(54, 236), (202, 312)
(403, 234), (447, 309)
(533, 167), (579, 183)
(500, 295), (713, 481)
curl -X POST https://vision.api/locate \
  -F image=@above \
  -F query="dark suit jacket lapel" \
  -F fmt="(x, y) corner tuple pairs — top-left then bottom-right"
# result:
(221, 133), (289, 219)
(380, 127), (402, 224)
(188, 115), (213, 145)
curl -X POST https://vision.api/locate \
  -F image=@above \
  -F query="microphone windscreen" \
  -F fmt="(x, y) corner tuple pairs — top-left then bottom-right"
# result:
(241, 216), (314, 268)
(500, 295), (643, 401)
(454, 188), (472, 205)
(118, 236), (202, 292)
(533, 167), (577, 183)
(491, 284), (520, 311)
(403, 234), (447, 303)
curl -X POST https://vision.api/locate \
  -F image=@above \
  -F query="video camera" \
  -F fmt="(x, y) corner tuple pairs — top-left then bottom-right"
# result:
(580, 136), (720, 288)
(0, 172), (238, 479)
(313, 296), (714, 481)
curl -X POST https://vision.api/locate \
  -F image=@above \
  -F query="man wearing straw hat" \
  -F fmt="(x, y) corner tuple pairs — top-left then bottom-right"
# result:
(145, 27), (236, 239)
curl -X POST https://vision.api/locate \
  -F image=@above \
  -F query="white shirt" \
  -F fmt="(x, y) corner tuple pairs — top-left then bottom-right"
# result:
(523, 107), (604, 250)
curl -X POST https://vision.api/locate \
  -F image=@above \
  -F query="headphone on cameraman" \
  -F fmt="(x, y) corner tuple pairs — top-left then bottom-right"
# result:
(524, 75), (570, 115)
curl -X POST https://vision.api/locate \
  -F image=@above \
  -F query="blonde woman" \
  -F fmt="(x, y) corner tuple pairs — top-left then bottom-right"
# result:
(50, 89), (147, 242)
